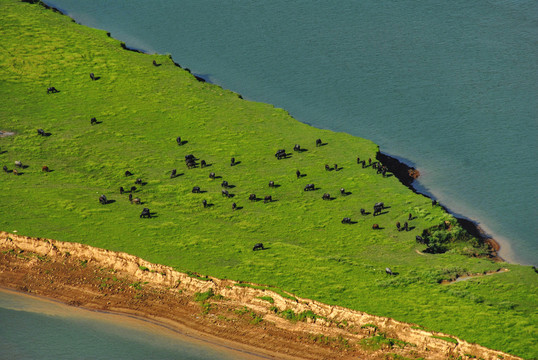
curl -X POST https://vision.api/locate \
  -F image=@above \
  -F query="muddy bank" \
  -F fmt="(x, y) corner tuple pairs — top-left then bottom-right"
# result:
(0, 232), (520, 360)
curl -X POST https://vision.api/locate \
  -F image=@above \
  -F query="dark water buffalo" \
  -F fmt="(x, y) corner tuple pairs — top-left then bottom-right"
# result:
(90, 117), (97, 125)
(408, 213), (413, 221)
(99, 195), (107, 205)
(176, 136), (182, 145)
(340, 188), (346, 195)
(119, 186), (125, 194)
(368, 158), (372, 166)
(202, 199), (207, 208)
(402, 222), (409, 231)
(315, 138), (322, 147)
(230, 157), (236, 166)
(334, 164), (338, 171)
(385, 267), (393, 275)
(140, 208), (151, 218)
(192, 186), (201, 193)
(269, 180), (275, 188)
(90, 73), (95, 81)
(221, 180), (229, 188)
(130, 186), (137, 193)
(396, 222), (401, 231)
(249, 194), (256, 201)
(209, 172), (216, 179)
(47, 87), (58, 94)
(252, 243), (265, 251)
(3, 165), (8, 172)
(356, 157), (360, 164)
(135, 178), (143, 185)
(325, 164), (330, 171)
(37, 129), (45, 136)
(222, 189), (230, 197)
(373, 202), (384, 216)
(360, 208), (366, 215)
(275, 149), (286, 160)
(42, 166), (50, 172)
(170, 169), (177, 178)
(293, 144), (301, 152)
(125, 170), (133, 177)
(15, 160), (22, 168)
(128, 193), (133, 202)
(341, 217), (351, 224)
(322, 193), (331, 200)
(304, 183), (315, 191)
(186, 160), (196, 169)
(185, 154), (195, 161)
(200, 160), (206, 168)
(232, 202), (237, 210)
(296, 170), (301, 179)
(372, 223), (379, 230)
(131, 197), (141, 205)
(264, 195), (272, 203)
(153, 60), (158, 66)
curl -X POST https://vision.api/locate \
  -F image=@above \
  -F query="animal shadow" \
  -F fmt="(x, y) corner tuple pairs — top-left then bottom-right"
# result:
(106, 199), (116, 204)
(271, 184), (281, 188)
(342, 191), (352, 195)
(213, 175), (222, 179)
(319, 142), (328, 146)
(234, 206), (243, 210)
(0, 150), (7, 154)
(231, 161), (242, 166)
(377, 211), (389, 216)
(348, 220), (358, 224)
(171, 173), (184, 178)
(298, 174), (307, 178)
(335, 167), (344, 171)
(408, 226), (416, 231)
(296, 148), (308, 152)
(227, 184), (236, 189)
(178, 140), (188, 145)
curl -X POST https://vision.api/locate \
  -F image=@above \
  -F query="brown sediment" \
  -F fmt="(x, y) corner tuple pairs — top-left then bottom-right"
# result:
(0, 232), (521, 360)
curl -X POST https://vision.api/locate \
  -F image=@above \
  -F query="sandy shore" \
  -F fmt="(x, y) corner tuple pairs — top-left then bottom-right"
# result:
(0, 232), (521, 360)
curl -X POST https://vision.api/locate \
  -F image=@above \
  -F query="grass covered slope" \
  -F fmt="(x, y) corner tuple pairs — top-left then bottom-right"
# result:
(0, 1), (536, 357)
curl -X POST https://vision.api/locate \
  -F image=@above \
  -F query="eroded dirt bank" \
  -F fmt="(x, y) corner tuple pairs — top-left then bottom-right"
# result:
(0, 232), (520, 360)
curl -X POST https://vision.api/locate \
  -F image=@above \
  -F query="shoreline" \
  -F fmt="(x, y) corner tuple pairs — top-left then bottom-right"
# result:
(0, 232), (521, 360)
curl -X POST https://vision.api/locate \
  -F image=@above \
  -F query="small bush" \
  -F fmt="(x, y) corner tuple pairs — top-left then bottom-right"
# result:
(257, 296), (274, 304)
(194, 289), (215, 302)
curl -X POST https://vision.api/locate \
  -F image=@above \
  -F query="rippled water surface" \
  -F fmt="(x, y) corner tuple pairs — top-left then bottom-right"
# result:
(42, 1), (537, 262)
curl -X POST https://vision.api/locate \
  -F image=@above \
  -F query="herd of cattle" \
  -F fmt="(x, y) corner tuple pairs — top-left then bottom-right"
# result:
(1, 67), (428, 259)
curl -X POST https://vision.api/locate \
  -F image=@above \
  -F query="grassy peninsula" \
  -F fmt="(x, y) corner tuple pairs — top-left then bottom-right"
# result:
(0, 1), (536, 357)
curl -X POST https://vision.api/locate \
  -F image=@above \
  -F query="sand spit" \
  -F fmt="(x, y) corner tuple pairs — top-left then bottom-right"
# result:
(0, 232), (521, 360)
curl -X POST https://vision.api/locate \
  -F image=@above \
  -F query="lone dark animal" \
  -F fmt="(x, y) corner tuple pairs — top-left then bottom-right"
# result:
(99, 195), (107, 205)
(42, 166), (50, 172)
(293, 144), (301, 152)
(372, 224), (379, 230)
(131, 197), (141, 205)
(341, 217), (351, 224)
(325, 164), (330, 171)
(373, 202), (384, 216)
(153, 60), (158, 66)
(396, 222), (401, 231)
(37, 129), (45, 136)
(47, 87), (58, 94)
(322, 193), (331, 200)
(356, 157), (360, 164)
(408, 213), (413, 221)
(385, 268), (393, 275)
(221, 180), (229, 188)
(360, 208), (366, 215)
(176, 136), (182, 145)
(403, 222), (409, 231)
(340, 188), (346, 195)
(362, 161), (366, 168)
(230, 157), (236, 166)
(269, 181), (275, 188)
(130, 186), (137, 193)
(125, 171), (133, 177)
(90, 73), (95, 81)
(209, 172), (216, 179)
(192, 186), (201, 193)
(90, 117), (97, 125)
(275, 149), (286, 160)
(264, 195), (272, 203)
(128, 193), (133, 202)
(135, 178), (143, 185)
(200, 160), (206, 168)
(140, 208), (151, 218)
(304, 183), (315, 191)
(315, 139), (322, 147)
(252, 243), (265, 251)
(2, 165), (8, 172)
(15, 161), (22, 168)
(296, 170), (301, 179)
(368, 158), (372, 166)
(249, 194), (256, 201)
(120, 186), (124, 194)
(222, 189), (229, 197)
(170, 169), (177, 178)
(232, 202), (237, 210)
(202, 199), (207, 208)
(334, 164), (338, 171)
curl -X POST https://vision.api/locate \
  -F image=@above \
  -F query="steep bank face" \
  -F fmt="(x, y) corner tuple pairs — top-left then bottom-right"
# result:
(0, 232), (521, 360)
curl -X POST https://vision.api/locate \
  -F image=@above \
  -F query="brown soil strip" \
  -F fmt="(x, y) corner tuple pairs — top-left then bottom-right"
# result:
(0, 232), (521, 360)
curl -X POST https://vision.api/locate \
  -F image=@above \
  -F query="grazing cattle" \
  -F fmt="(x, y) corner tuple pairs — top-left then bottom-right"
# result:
(403, 222), (409, 231)
(200, 160), (206, 168)
(221, 180), (229, 188)
(230, 157), (236, 166)
(2, 165), (8, 172)
(340, 188), (346, 195)
(47, 87), (59, 94)
(408, 213), (413, 221)
(293, 144), (301, 152)
(222, 189), (229, 197)
(192, 186), (201, 193)
(249, 194), (257, 201)
(128, 193), (133, 202)
(334, 164), (338, 171)
(90, 117), (97, 125)
(120, 187), (124, 194)
(264, 195), (272, 203)
(90, 73), (95, 81)
(99, 195), (107, 205)
(232, 202), (237, 210)
(275, 149), (286, 160)
(130, 186), (137, 193)
(37, 129), (45, 136)
(185, 154), (195, 161)
(12, 169), (19, 176)
(176, 136), (182, 145)
(186, 160), (196, 169)
(360, 208), (366, 215)
(42, 166), (50, 172)
(15, 161), (22, 168)
(315, 138), (322, 147)
(125, 170), (133, 176)
(135, 178), (142, 185)
(209, 172), (216, 179)
(373, 202), (384, 216)
(252, 243), (265, 251)
(202, 199), (207, 208)
(131, 197), (141, 205)
(361, 160), (366, 169)
(396, 222), (401, 231)
(341, 217), (351, 224)
(170, 169), (177, 178)
(304, 183), (315, 191)
(385, 268), (393, 275)
(322, 193), (331, 200)
(356, 157), (360, 164)
(296, 170), (301, 179)
(372, 224), (379, 230)
(153, 60), (158, 66)
(269, 180), (275, 188)
(140, 208), (151, 218)
(325, 164), (330, 171)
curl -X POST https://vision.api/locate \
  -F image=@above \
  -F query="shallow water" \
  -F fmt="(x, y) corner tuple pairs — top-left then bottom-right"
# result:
(42, 0), (537, 265)
(0, 288), (261, 360)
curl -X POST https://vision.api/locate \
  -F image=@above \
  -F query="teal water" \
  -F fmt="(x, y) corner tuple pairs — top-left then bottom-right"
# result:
(43, 0), (537, 265)
(0, 288), (261, 360)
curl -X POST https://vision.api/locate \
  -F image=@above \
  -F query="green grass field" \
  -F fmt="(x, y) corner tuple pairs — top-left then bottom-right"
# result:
(1, 1), (536, 357)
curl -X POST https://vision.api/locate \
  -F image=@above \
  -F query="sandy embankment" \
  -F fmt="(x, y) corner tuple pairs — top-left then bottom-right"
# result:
(0, 232), (520, 360)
